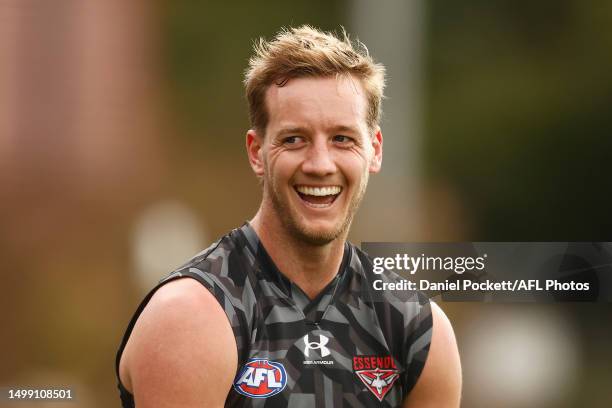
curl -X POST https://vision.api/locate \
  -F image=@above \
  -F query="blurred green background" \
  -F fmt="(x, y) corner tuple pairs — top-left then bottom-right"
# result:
(1, 1), (611, 407)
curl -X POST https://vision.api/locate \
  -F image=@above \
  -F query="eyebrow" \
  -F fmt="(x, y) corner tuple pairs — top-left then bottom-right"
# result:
(276, 125), (360, 136)
(329, 125), (359, 134)
(276, 126), (309, 136)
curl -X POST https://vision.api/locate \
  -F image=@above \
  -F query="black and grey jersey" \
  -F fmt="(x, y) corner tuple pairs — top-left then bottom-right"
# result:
(116, 223), (432, 407)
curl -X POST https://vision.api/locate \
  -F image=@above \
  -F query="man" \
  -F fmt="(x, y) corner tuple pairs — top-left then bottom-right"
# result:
(116, 25), (461, 407)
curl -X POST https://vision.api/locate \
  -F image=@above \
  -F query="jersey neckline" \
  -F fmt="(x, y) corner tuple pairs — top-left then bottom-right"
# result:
(236, 222), (352, 323)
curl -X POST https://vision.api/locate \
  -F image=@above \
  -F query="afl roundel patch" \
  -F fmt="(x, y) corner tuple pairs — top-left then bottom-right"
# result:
(233, 358), (287, 398)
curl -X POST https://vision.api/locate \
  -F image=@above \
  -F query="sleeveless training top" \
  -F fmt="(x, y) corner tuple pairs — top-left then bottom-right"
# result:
(116, 223), (432, 407)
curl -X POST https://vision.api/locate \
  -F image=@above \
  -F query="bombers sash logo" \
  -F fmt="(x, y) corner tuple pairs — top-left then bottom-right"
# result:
(233, 358), (287, 398)
(353, 355), (400, 401)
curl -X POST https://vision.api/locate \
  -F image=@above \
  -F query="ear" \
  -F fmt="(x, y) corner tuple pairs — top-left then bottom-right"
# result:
(246, 129), (265, 177)
(369, 128), (383, 173)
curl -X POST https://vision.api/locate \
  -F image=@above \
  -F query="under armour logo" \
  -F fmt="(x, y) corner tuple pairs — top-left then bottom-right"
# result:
(303, 334), (331, 357)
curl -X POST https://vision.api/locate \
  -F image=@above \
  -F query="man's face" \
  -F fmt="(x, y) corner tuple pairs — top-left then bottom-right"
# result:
(248, 75), (382, 246)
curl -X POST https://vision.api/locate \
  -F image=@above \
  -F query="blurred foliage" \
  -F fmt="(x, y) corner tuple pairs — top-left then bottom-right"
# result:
(425, 0), (612, 240)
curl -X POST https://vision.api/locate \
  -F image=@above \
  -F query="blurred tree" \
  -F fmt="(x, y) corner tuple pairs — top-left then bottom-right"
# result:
(425, 0), (612, 240)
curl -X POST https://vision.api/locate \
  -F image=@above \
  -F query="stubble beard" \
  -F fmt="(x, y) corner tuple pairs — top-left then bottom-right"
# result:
(265, 171), (370, 247)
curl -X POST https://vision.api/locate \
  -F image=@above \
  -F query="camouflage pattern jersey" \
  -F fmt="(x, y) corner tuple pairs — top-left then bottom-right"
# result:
(116, 223), (432, 407)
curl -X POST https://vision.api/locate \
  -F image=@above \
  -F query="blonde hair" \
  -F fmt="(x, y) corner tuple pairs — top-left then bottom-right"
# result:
(244, 25), (386, 134)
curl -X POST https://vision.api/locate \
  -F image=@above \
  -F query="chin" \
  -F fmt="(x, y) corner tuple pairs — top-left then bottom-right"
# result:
(294, 228), (339, 246)
(290, 217), (348, 246)
(268, 188), (353, 246)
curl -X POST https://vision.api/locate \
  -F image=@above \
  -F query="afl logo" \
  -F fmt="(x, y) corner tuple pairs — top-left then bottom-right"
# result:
(233, 358), (287, 398)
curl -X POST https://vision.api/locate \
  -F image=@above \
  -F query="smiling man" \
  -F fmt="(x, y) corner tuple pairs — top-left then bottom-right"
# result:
(116, 26), (461, 407)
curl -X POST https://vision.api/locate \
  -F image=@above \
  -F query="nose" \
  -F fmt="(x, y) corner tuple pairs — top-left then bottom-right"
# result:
(301, 139), (337, 177)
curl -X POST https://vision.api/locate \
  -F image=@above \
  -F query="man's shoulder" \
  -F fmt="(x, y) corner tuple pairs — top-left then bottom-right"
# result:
(120, 277), (238, 406)
(117, 227), (248, 397)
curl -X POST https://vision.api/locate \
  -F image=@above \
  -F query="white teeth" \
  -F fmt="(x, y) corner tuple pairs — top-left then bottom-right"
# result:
(295, 185), (342, 196)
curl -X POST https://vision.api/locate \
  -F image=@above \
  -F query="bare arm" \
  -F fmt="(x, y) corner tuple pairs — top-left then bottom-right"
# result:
(403, 301), (462, 408)
(119, 278), (238, 408)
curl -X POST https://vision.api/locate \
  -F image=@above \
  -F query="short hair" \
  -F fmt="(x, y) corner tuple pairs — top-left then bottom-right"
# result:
(244, 25), (386, 135)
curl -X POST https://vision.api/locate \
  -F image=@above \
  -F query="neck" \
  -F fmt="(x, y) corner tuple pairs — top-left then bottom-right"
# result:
(250, 205), (347, 300)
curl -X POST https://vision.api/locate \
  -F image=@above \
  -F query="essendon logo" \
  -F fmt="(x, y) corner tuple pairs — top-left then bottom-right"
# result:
(233, 358), (287, 398)
(353, 356), (400, 402)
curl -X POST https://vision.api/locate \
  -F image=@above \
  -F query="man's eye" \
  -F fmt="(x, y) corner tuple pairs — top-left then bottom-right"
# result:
(284, 136), (303, 144)
(333, 135), (353, 144)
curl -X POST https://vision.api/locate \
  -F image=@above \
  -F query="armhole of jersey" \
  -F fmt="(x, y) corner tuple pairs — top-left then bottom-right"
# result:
(402, 292), (433, 395)
(114, 269), (242, 398)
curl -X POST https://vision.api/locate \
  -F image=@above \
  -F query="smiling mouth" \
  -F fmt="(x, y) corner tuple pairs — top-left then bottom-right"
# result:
(294, 185), (342, 208)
